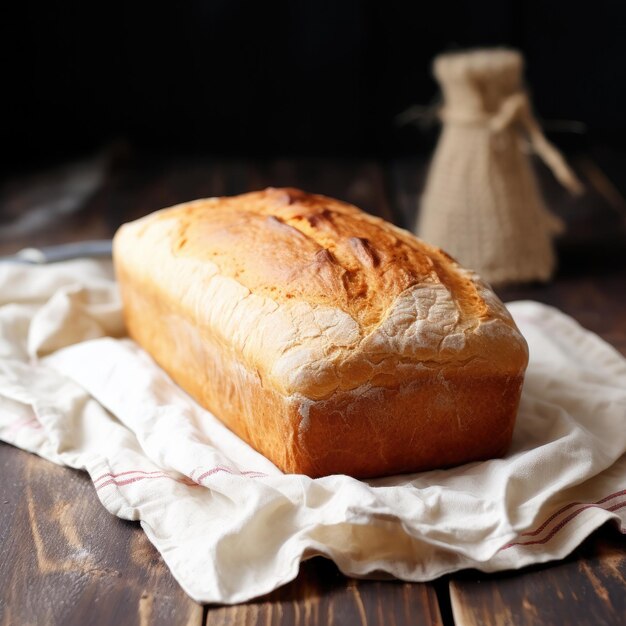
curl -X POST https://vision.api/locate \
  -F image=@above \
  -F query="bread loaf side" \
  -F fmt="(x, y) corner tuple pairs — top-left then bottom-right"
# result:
(113, 187), (528, 477)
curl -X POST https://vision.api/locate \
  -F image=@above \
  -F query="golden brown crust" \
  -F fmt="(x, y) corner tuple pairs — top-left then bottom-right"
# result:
(166, 187), (489, 331)
(114, 188), (529, 478)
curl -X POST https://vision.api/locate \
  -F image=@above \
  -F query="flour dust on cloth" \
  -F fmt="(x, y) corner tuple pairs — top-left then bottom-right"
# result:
(0, 259), (625, 604)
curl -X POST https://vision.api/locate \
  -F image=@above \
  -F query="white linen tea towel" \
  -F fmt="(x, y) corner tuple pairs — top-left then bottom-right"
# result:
(0, 259), (624, 604)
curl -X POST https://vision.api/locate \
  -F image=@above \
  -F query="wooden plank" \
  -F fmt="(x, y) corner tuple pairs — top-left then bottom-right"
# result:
(0, 442), (203, 626)
(449, 525), (626, 626)
(205, 557), (443, 626)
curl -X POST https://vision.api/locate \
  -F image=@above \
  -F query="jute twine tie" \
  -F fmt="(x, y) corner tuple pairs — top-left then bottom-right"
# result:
(441, 91), (583, 195)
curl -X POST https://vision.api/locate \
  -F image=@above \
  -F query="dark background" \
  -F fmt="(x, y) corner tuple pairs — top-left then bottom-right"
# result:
(3, 0), (626, 172)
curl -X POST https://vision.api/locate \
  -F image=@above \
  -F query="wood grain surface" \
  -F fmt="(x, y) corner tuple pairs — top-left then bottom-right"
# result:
(0, 153), (625, 625)
(0, 443), (201, 626)
(205, 559), (443, 626)
(450, 525), (626, 626)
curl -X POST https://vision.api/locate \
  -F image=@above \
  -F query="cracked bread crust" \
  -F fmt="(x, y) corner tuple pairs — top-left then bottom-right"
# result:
(114, 187), (529, 477)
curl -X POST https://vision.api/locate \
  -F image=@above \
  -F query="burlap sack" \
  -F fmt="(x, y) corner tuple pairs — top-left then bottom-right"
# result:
(418, 49), (582, 285)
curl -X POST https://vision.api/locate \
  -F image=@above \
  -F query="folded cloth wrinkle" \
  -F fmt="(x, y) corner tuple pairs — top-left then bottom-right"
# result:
(0, 259), (624, 604)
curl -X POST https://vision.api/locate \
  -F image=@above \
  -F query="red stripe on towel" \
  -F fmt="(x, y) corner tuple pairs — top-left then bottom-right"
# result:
(96, 474), (169, 490)
(4, 416), (43, 436)
(93, 469), (165, 485)
(94, 465), (267, 491)
(502, 498), (626, 550)
(519, 489), (626, 538)
(195, 466), (267, 482)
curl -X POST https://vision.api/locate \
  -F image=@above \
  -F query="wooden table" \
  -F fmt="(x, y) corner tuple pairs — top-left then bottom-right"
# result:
(1, 151), (625, 625)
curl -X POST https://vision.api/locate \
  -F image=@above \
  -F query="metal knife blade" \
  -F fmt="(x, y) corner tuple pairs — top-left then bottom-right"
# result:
(0, 240), (113, 264)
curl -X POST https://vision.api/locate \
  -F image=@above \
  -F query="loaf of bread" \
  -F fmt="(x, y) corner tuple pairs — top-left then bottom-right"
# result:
(113, 187), (528, 478)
